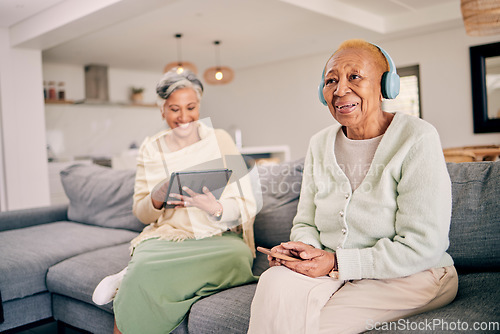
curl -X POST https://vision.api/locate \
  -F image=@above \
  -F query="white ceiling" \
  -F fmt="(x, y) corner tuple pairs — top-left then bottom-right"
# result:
(337, 0), (455, 16)
(0, 0), (65, 27)
(1, 0), (464, 72)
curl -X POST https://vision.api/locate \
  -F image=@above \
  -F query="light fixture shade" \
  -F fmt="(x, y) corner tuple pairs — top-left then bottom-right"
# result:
(163, 33), (198, 74)
(461, 0), (500, 36)
(204, 40), (234, 85)
(203, 66), (234, 85)
(163, 62), (198, 74)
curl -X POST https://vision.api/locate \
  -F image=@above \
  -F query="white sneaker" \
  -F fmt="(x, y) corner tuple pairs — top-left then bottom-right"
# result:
(92, 267), (128, 305)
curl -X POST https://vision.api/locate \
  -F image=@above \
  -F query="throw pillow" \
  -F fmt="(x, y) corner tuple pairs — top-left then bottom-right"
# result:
(253, 159), (304, 248)
(446, 161), (500, 271)
(60, 164), (144, 232)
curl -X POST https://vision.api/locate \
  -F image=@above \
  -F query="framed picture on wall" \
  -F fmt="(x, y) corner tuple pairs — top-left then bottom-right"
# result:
(470, 41), (500, 133)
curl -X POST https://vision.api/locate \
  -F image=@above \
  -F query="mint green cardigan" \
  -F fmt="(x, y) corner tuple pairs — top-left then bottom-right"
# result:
(290, 113), (454, 280)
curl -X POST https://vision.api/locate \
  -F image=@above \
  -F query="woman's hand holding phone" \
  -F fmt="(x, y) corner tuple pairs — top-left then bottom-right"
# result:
(261, 242), (337, 278)
(257, 246), (303, 262)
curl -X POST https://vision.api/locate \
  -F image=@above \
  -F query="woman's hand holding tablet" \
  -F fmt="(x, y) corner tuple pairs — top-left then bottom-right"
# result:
(163, 169), (232, 209)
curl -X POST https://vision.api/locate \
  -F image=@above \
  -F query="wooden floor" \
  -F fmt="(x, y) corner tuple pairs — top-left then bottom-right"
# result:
(10, 320), (86, 334)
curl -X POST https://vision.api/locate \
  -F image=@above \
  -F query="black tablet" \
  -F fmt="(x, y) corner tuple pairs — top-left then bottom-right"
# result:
(164, 168), (233, 208)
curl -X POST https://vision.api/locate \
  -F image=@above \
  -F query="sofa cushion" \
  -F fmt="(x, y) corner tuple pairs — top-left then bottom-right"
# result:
(442, 272), (500, 323)
(188, 283), (256, 334)
(253, 159), (304, 248)
(251, 252), (270, 277)
(365, 272), (500, 333)
(52, 294), (115, 334)
(61, 164), (144, 232)
(52, 293), (189, 334)
(47, 243), (132, 313)
(0, 292), (51, 332)
(446, 161), (500, 271)
(0, 222), (137, 302)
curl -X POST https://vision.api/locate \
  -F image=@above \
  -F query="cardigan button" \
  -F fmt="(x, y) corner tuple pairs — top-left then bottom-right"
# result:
(345, 193), (349, 199)
(342, 228), (347, 234)
(339, 211), (344, 217)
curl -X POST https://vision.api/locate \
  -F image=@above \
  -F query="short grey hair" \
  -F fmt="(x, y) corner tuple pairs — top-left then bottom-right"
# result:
(156, 69), (204, 107)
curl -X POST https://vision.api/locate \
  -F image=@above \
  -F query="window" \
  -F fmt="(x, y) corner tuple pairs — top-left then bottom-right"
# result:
(382, 65), (421, 118)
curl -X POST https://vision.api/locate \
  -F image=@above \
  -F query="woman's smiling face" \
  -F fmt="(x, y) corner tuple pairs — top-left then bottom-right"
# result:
(322, 48), (384, 129)
(162, 87), (200, 137)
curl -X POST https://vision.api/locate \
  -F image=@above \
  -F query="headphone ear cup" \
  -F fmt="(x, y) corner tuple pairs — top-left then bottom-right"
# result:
(381, 71), (400, 99)
(318, 73), (327, 106)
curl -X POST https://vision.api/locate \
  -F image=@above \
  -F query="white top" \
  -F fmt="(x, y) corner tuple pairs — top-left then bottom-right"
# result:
(334, 129), (383, 191)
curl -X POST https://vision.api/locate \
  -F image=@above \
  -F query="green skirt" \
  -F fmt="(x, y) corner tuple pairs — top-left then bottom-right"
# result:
(113, 233), (257, 333)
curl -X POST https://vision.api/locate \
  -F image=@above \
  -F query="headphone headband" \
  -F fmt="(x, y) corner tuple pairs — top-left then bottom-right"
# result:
(372, 44), (396, 76)
(318, 42), (400, 105)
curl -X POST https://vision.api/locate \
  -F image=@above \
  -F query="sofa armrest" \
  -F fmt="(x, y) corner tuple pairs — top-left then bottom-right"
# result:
(0, 204), (68, 232)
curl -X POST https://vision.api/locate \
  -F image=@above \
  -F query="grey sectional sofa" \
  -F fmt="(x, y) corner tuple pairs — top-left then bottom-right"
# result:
(0, 160), (499, 333)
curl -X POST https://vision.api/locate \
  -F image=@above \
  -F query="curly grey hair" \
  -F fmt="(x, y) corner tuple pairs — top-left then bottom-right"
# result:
(156, 69), (204, 107)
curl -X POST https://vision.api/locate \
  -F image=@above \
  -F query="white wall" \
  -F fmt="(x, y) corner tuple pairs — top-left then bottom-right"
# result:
(201, 53), (332, 160)
(0, 28), (50, 210)
(44, 58), (332, 162)
(43, 64), (165, 160)
(383, 27), (500, 148)
(43, 27), (500, 164)
(201, 27), (500, 159)
(45, 104), (165, 160)
(42, 63), (161, 103)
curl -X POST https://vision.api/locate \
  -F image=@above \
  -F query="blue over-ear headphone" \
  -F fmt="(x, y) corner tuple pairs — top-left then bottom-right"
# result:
(318, 43), (400, 106)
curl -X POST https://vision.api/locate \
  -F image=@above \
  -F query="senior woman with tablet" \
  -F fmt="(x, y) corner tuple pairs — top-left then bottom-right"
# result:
(92, 69), (257, 334)
(249, 39), (458, 334)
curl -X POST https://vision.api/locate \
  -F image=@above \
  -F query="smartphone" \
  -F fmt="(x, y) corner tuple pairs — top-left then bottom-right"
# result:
(257, 246), (302, 262)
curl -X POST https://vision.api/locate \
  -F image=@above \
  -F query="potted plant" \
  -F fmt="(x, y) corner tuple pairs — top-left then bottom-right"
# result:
(130, 87), (144, 103)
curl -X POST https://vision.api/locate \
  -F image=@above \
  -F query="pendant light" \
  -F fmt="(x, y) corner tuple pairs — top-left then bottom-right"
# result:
(163, 33), (198, 74)
(461, 0), (500, 36)
(203, 41), (234, 85)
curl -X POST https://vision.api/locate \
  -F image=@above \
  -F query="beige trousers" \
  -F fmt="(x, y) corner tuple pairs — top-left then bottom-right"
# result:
(249, 265), (458, 334)
(248, 266), (344, 334)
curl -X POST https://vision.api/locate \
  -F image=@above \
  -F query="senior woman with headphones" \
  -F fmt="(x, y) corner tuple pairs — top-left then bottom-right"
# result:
(248, 39), (458, 334)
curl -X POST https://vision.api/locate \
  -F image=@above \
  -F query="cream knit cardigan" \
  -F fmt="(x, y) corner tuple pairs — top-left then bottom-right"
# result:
(291, 112), (454, 280)
(130, 123), (257, 255)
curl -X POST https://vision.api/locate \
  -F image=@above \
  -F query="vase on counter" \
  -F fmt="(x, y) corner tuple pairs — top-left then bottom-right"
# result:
(130, 87), (144, 104)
